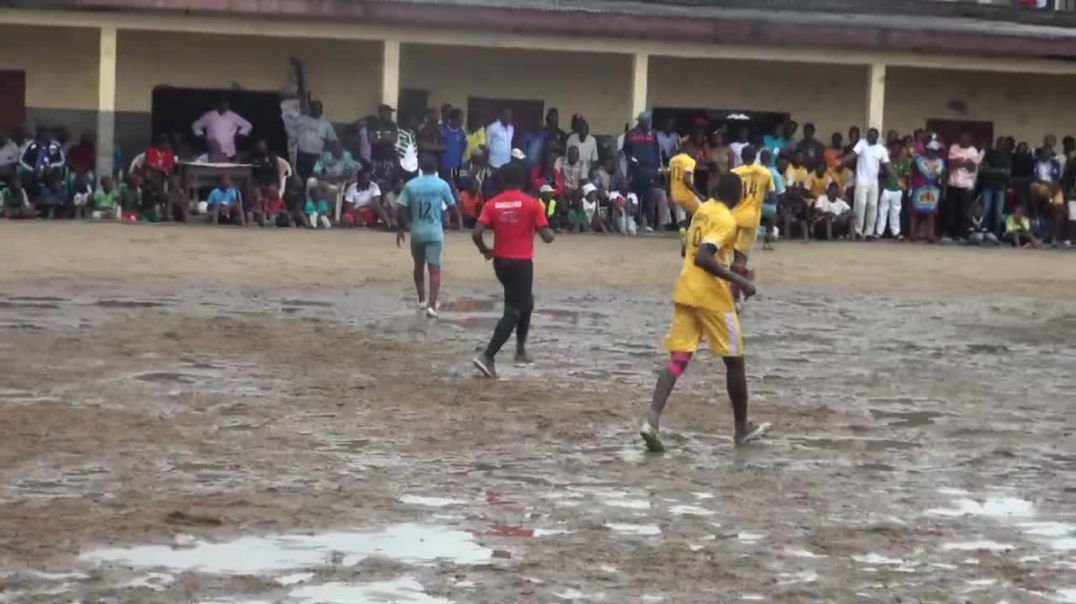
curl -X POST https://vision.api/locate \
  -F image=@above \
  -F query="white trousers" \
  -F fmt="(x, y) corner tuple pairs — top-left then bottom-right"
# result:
(853, 181), (879, 237)
(876, 189), (903, 236)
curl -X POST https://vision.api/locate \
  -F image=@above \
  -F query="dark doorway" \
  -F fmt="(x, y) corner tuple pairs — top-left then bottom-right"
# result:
(653, 107), (789, 143)
(926, 119), (994, 150)
(467, 97), (544, 147)
(0, 70), (26, 132)
(398, 89), (429, 129)
(151, 87), (287, 158)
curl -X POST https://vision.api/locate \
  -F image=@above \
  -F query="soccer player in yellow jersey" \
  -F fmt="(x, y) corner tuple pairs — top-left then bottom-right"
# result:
(668, 149), (705, 255)
(640, 173), (771, 453)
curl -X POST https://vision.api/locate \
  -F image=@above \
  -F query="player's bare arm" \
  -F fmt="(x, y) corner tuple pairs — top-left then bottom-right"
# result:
(471, 222), (493, 259)
(396, 206), (410, 247)
(693, 243), (756, 298)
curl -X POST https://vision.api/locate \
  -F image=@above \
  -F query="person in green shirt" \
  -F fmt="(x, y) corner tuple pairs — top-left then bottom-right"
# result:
(2, 176), (36, 219)
(876, 141), (909, 239)
(304, 182), (332, 229)
(92, 176), (120, 219)
(1003, 204), (1040, 248)
(566, 194), (587, 233)
(118, 173), (143, 220)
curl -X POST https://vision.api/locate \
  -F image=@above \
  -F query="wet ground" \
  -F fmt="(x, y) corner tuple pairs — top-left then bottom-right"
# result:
(0, 226), (1074, 603)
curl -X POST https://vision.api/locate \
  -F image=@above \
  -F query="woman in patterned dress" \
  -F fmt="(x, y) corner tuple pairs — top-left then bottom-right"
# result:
(909, 139), (946, 243)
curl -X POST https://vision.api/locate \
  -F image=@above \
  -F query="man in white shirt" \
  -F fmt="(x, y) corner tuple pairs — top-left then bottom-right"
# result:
(191, 96), (253, 160)
(342, 168), (389, 227)
(566, 118), (599, 177)
(0, 131), (19, 178)
(841, 127), (890, 240)
(946, 132), (981, 242)
(289, 100), (337, 182)
(485, 109), (514, 169)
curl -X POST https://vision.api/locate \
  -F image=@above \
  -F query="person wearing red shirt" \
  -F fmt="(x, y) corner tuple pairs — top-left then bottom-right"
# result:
(471, 165), (555, 378)
(144, 134), (177, 175)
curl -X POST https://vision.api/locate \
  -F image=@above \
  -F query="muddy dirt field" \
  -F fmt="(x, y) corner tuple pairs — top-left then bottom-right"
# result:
(0, 223), (1074, 603)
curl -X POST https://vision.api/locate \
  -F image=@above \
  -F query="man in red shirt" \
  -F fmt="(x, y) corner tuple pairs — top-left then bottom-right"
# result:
(471, 165), (555, 378)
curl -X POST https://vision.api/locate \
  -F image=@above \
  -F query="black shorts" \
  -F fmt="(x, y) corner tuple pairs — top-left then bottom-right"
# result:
(493, 258), (533, 310)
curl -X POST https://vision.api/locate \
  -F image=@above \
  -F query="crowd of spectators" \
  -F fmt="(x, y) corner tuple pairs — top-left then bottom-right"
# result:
(2, 95), (1074, 249)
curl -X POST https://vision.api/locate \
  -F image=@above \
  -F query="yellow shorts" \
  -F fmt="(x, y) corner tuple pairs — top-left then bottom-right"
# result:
(663, 304), (743, 357)
(733, 226), (757, 256)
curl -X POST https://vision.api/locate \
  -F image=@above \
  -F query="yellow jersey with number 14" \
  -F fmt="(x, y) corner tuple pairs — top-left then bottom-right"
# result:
(730, 164), (775, 228)
(669, 153), (700, 215)
(671, 200), (737, 313)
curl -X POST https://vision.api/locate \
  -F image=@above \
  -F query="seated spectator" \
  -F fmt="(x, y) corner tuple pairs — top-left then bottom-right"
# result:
(581, 182), (609, 233)
(1030, 147), (1062, 223)
(1003, 204), (1039, 248)
(342, 168), (388, 228)
(538, 184), (560, 228)
(804, 161), (829, 205)
(0, 131), (19, 179)
(256, 182), (290, 227)
(118, 172), (143, 221)
(314, 140), (360, 198)
(458, 176), (483, 229)
(784, 150), (809, 190)
(460, 148), (492, 199)
(283, 176), (312, 228)
(305, 183), (333, 229)
(812, 182), (853, 240)
(18, 128), (65, 197)
(36, 171), (67, 219)
(530, 151), (564, 197)
(826, 161), (853, 200)
(381, 175), (403, 229)
(206, 175), (244, 226)
(567, 193), (588, 233)
(66, 132), (96, 177)
(558, 146), (587, 198)
(778, 155), (809, 241)
(250, 139), (281, 223)
(91, 175), (120, 220)
(593, 157), (619, 198)
(2, 175), (35, 218)
(72, 171), (93, 219)
(612, 181), (639, 236)
(797, 123), (826, 168)
(966, 203), (1000, 246)
(143, 133), (176, 190)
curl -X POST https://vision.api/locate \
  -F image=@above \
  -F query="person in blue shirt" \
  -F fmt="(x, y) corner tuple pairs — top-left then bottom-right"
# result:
(396, 154), (461, 318)
(440, 108), (467, 185)
(206, 175), (245, 226)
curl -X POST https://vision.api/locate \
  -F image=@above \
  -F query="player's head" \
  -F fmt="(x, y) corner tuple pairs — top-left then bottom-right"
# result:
(759, 149), (772, 166)
(826, 181), (839, 198)
(714, 173), (743, 209)
(814, 160), (827, 175)
(419, 153), (438, 174)
(740, 145), (757, 165)
(500, 163), (526, 190)
(866, 128), (879, 145)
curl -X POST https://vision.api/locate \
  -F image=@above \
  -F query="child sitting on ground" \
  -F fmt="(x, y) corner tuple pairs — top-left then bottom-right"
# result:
(612, 182), (639, 236)
(206, 175), (244, 226)
(1003, 204), (1039, 248)
(567, 192), (588, 233)
(581, 183), (609, 233)
(259, 182), (289, 227)
(71, 172), (93, 219)
(36, 172), (67, 219)
(966, 202), (1000, 246)
(2, 176), (35, 218)
(305, 183), (332, 229)
(118, 173), (143, 222)
(538, 184), (560, 230)
(91, 176), (120, 220)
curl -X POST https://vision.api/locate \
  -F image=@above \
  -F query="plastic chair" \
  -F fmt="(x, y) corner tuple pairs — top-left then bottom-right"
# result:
(128, 153), (145, 178)
(275, 156), (293, 193)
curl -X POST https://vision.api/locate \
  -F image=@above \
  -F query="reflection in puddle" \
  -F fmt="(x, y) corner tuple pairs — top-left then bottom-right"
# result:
(80, 523), (491, 575)
(289, 576), (451, 604)
(605, 523), (661, 536)
(868, 409), (949, 427)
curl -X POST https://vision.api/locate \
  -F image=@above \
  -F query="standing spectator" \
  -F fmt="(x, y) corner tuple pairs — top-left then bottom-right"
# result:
(566, 118), (600, 178)
(783, 120), (800, 151)
(355, 115), (373, 164)
(945, 132), (981, 242)
(191, 96), (252, 160)
(824, 132), (843, 169)
(841, 127), (889, 240)
(876, 141), (908, 239)
(525, 108), (566, 167)
(397, 114), (420, 181)
(440, 108), (467, 184)
(657, 117), (680, 165)
(314, 140), (360, 195)
(797, 123), (826, 168)
(66, 132), (95, 177)
(461, 148), (493, 198)
(249, 139), (281, 223)
(486, 109), (514, 169)
(979, 136), (1012, 236)
(762, 122), (787, 168)
(1031, 147), (1063, 243)
(1011, 141), (1035, 212)
(622, 110), (662, 232)
(558, 146), (587, 198)
(709, 130), (732, 182)
(908, 140), (945, 243)
(729, 125), (750, 169)
(0, 131), (19, 179)
(369, 104), (399, 188)
(845, 126), (861, 155)
(464, 113), (486, 161)
(290, 100), (337, 183)
(1061, 135), (1075, 175)
(418, 108), (445, 158)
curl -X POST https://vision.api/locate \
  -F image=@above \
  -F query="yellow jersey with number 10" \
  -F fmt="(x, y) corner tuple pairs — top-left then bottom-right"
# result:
(669, 153), (700, 215)
(671, 200), (737, 313)
(730, 164), (775, 228)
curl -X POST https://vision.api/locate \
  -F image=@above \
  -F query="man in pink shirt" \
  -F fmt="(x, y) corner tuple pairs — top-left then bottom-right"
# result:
(946, 132), (981, 242)
(191, 96), (253, 160)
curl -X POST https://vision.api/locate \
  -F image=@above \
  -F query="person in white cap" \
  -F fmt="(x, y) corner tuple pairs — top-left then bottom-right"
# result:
(581, 182), (609, 232)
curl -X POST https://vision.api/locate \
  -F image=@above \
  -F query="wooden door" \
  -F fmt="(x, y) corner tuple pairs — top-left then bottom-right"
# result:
(0, 70), (26, 132)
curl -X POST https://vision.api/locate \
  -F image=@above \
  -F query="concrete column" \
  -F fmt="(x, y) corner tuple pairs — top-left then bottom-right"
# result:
(866, 62), (886, 133)
(381, 38), (400, 111)
(96, 25), (117, 178)
(630, 51), (649, 122)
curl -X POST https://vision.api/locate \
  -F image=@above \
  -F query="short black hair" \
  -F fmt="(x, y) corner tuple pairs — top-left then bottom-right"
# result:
(499, 163), (525, 189)
(419, 153), (438, 174)
(715, 173), (743, 207)
(740, 145), (758, 164)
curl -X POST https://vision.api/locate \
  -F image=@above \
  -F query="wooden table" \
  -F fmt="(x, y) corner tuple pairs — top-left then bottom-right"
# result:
(178, 161), (253, 203)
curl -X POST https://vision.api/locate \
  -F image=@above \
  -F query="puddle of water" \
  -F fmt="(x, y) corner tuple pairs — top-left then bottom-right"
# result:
(788, 436), (918, 451)
(94, 300), (168, 308)
(777, 570), (817, 585)
(942, 541), (1015, 551)
(736, 532), (766, 543)
(927, 496), (1034, 518)
(289, 576), (450, 604)
(277, 572), (315, 586)
(605, 523), (661, 537)
(853, 553), (903, 565)
(80, 523), (491, 575)
(785, 548), (827, 559)
(668, 505), (715, 517)
(868, 409), (949, 427)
